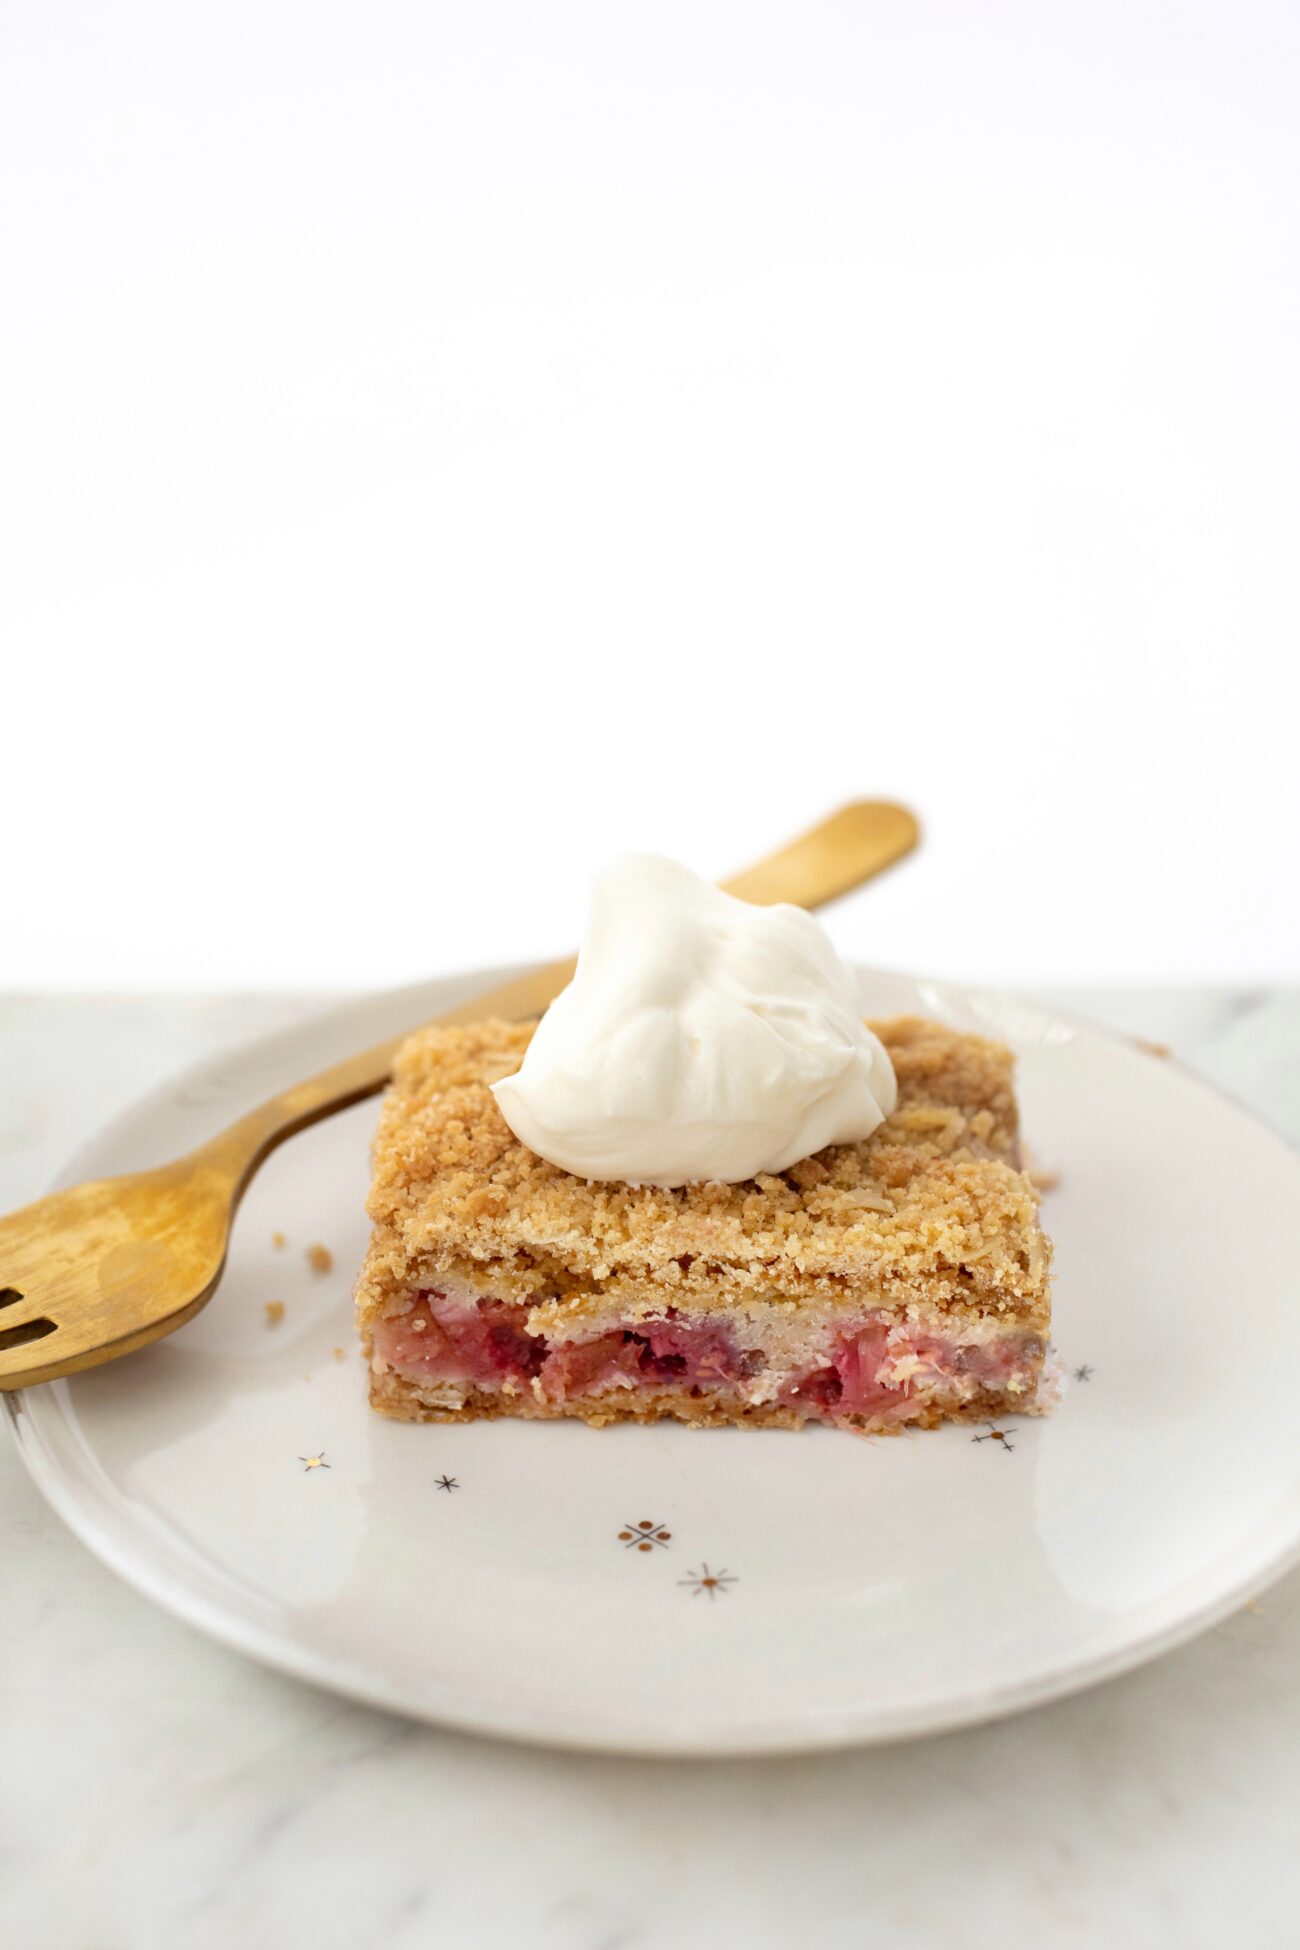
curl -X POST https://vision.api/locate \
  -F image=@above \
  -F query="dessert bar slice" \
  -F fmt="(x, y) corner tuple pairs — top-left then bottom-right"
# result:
(356, 1015), (1052, 1433)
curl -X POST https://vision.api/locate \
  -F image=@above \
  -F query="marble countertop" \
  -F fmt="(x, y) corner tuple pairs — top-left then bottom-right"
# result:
(3, 988), (1298, 1949)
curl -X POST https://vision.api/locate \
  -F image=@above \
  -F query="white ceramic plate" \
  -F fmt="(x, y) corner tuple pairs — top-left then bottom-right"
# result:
(8, 968), (1300, 1755)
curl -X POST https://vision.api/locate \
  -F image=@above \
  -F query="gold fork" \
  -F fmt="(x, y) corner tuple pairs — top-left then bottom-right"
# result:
(0, 802), (919, 1389)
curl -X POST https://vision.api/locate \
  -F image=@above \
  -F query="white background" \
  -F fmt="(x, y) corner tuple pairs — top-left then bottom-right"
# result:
(4, 0), (1298, 990)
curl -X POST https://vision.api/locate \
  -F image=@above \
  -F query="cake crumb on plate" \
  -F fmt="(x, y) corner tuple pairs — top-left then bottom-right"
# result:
(264, 1301), (286, 1327)
(307, 1243), (333, 1273)
(1021, 1145), (1061, 1193)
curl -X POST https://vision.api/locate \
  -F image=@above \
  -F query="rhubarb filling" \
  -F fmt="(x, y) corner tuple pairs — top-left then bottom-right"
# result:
(372, 1288), (1043, 1425)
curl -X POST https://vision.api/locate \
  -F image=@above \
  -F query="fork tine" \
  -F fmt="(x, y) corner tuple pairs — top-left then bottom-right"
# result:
(0, 1289), (59, 1334)
(0, 1320), (64, 1384)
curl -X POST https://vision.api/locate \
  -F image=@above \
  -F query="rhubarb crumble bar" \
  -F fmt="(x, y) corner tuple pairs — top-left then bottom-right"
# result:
(355, 1015), (1052, 1433)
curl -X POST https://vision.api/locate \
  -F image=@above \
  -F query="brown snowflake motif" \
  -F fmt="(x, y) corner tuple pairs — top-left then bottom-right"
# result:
(972, 1427), (1015, 1452)
(618, 1519), (671, 1551)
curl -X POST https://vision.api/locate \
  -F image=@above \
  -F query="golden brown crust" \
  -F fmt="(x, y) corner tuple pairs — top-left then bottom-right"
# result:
(356, 1014), (1051, 1335)
(367, 1364), (1039, 1432)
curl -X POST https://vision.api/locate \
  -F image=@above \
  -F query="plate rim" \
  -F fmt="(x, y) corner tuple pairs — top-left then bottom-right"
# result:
(8, 967), (1300, 1757)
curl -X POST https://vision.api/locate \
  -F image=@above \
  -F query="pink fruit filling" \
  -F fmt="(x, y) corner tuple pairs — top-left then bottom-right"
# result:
(372, 1291), (1041, 1421)
(536, 1316), (761, 1402)
(376, 1292), (546, 1387)
(778, 1322), (1039, 1420)
(374, 1292), (755, 1401)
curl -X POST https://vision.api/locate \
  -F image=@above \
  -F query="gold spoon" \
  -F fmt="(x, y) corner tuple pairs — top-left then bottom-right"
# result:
(0, 801), (918, 1389)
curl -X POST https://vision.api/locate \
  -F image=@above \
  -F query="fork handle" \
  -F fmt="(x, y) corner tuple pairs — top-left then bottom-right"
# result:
(187, 800), (919, 1196)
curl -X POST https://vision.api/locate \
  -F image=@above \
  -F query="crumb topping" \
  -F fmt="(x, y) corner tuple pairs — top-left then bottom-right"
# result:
(356, 1015), (1052, 1330)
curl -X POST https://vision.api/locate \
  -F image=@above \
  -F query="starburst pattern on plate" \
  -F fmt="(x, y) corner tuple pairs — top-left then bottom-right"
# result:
(680, 1563), (736, 1599)
(971, 1426), (1015, 1452)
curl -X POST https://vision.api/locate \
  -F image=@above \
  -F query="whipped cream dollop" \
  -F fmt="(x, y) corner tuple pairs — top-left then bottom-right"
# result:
(491, 855), (897, 1187)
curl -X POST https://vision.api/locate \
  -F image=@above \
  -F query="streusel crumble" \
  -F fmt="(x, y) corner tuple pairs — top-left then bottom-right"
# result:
(355, 1016), (1052, 1433)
